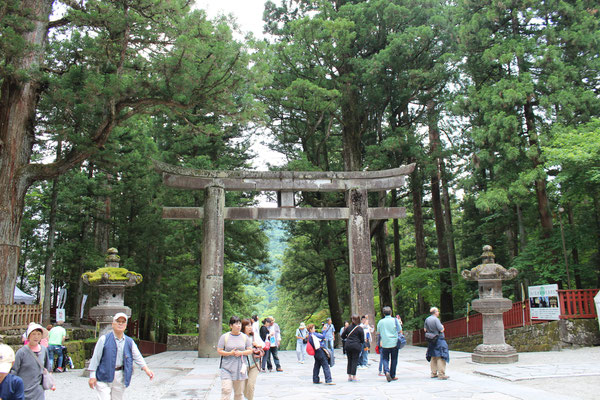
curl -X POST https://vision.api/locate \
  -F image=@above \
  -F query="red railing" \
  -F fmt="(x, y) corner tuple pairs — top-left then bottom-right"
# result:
(138, 340), (167, 356)
(559, 289), (598, 318)
(413, 289), (599, 344)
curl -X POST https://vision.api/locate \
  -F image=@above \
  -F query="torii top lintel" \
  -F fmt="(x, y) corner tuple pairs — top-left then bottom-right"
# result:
(154, 161), (416, 192)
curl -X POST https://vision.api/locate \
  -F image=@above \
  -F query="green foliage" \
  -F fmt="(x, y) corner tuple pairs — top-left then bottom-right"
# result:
(81, 267), (142, 284)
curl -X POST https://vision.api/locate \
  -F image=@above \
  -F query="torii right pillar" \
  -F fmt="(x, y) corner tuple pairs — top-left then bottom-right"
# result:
(347, 189), (375, 324)
(462, 245), (519, 363)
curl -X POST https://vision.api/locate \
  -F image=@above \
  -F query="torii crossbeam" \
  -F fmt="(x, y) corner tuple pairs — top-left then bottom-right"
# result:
(154, 161), (415, 357)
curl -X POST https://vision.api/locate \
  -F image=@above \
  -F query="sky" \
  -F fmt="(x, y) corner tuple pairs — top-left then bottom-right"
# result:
(194, 0), (271, 38)
(195, 1), (287, 172)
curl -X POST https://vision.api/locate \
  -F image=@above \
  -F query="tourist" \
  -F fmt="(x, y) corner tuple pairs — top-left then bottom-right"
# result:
(11, 323), (54, 399)
(377, 306), (401, 382)
(425, 307), (450, 380)
(266, 317), (283, 372)
(251, 315), (264, 350)
(259, 318), (272, 371)
(306, 324), (335, 385)
(217, 316), (253, 400)
(0, 343), (25, 400)
(295, 322), (309, 364)
(47, 321), (66, 372)
(88, 313), (154, 399)
(340, 315), (364, 382)
(322, 318), (335, 367)
(241, 319), (261, 400)
(358, 315), (372, 369)
(340, 321), (349, 356)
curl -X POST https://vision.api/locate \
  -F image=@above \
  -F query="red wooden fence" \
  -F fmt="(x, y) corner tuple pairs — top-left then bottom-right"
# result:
(413, 289), (599, 345)
(138, 340), (167, 356)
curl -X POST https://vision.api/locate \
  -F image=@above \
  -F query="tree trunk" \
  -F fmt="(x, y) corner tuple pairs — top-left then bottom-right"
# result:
(428, 102), (453, 321)
(42, 141), (61, 325)
(566, 204), (582, 289)
(321, 221), (343, 345)
(516, 204), (527, 250)
(391, 189), (402, 312)
(374, 192), (393, 314)
(504, 206), (517, 261)
(0, 0), (52, 303)
(440, 161), (458, 274)
(410, 168), (427, 270)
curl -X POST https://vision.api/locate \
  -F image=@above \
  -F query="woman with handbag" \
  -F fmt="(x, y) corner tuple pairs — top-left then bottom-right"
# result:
(295, 323), (308, 364)
(217, 316), (253, 400)
(241, 319), (262, 400)
(306, 324), (335, 385)
(11, 323), (54, 399)
(340, 315), (364, 382)
(259, 318), (272, 372)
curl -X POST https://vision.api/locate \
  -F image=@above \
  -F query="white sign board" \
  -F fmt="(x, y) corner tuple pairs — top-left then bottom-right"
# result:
(528, 284), (561, 320)
(56, 308), (66, 322)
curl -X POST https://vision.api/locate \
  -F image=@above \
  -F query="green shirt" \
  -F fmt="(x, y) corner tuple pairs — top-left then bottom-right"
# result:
(376, 316), (399, 349)
(48, 325), (67, 346)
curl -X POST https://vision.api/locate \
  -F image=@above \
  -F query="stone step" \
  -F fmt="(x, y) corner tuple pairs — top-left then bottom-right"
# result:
(0, 334), (24, 346)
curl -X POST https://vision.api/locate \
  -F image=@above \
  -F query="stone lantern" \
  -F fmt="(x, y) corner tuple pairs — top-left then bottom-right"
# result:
(462, 245), (519, 363)
(82, 248), (142, 335)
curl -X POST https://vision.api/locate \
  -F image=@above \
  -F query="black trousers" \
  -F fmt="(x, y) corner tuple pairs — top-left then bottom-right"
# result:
(346, 348), (361, 375)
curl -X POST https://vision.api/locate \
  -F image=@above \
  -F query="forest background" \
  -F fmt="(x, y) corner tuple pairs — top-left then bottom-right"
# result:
(1, 0), (599, 350)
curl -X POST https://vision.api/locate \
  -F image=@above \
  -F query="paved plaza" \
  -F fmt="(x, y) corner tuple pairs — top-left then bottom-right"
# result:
(46, 345), (600, 400)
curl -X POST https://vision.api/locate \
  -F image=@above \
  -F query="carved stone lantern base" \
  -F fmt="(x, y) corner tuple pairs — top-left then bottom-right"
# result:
(473, 343), (518, 364)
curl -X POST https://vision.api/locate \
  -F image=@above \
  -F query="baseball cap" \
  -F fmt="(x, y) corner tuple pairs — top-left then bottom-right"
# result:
(113, 312), (128, 322)
(0, 344), (15, 373)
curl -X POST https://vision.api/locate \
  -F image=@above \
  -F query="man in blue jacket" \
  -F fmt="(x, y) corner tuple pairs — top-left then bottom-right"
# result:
(88, 313), (154, 399)
(322, 318), (335, 367)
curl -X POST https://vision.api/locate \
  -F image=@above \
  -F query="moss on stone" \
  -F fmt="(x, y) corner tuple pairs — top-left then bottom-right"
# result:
(81, 267), (142, 284)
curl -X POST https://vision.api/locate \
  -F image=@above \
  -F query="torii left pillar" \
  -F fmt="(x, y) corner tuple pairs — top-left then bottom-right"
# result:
(198, 185), (225, 357)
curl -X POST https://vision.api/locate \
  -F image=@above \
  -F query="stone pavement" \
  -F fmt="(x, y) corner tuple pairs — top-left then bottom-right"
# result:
(46, 345), (600, 400)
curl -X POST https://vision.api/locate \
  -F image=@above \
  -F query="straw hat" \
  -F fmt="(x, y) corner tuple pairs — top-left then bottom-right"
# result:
(299, 322), (306, 329)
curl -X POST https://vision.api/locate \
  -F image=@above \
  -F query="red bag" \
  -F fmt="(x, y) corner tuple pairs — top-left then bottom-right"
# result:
(375, 345), (380, 354)
(306, 339), (315, 356)
(263, 340), (271, 351)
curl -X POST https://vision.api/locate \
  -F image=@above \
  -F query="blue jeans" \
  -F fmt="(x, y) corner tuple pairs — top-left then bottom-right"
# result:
(312, 348), (332, 383)
(48, 345), (63, 370)
(359, 342), (369, 366)
(380, 347), (399, 379)
(325, 338), (335, 366)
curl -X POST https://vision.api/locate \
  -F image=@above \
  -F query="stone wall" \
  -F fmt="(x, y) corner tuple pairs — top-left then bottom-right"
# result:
(167, 334), (197, 351)
(440, 319), (600, 353)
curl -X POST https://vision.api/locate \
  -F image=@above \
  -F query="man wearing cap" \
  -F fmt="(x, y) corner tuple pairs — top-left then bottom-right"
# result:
(88, 313), (154, 399)
(0, 343), (25, 400)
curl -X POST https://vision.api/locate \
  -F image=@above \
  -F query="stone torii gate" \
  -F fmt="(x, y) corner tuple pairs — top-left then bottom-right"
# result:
(155, 161), (415, 357)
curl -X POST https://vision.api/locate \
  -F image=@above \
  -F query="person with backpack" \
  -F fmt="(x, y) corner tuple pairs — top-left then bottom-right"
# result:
(340, 315), (364, 382)
(306, 324), (335, 385)
(295, 322), (309, 364)
(217, 316), (253, 400)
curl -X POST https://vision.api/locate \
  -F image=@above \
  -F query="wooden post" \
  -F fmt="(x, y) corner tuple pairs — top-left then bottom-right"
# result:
(198, 185), (225, 357)
(347, 189), (375, 323)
